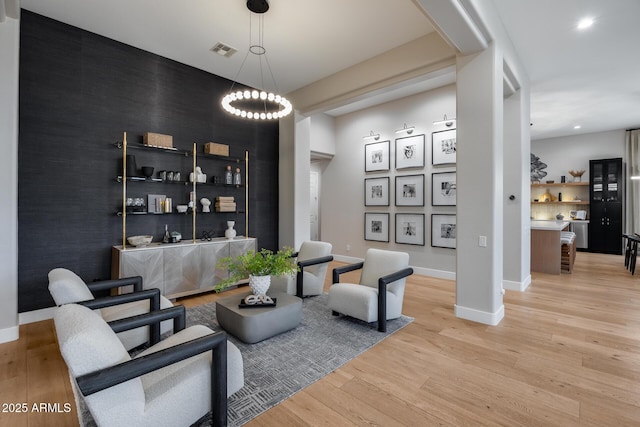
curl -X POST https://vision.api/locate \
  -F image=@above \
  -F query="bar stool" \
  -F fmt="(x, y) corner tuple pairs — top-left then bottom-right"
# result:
(623, 234), (640, 275)
(560, 231), (576, 274)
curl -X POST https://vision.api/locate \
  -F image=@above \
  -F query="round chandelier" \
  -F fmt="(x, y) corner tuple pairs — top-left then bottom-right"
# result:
(221, 0), (292, 120)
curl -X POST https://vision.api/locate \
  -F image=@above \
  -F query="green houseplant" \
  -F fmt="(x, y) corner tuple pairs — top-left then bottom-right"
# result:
(215, 247), (298, 294)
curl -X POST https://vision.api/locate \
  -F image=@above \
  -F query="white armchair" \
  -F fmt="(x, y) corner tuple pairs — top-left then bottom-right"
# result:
(54, 303), (244, 427)
(328, 248), (413, 332)
(270, 241), (333, 298)
(48, 268), (174, 351)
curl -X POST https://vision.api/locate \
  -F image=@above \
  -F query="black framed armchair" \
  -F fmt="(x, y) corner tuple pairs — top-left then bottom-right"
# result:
(270, 241), (333, 298)
(54, 303), (244, 427)
(48, 268), (174, 350)
(328, 248), (413, 332)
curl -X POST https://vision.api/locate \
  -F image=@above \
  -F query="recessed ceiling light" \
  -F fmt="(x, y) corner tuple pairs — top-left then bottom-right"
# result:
(577, 17), (594, 30)
(574, 125), (582, 129)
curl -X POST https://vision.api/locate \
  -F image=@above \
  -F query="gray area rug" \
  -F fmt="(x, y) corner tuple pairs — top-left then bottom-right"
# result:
(188, 293), (413, 426)
(73, 294), (413, 426)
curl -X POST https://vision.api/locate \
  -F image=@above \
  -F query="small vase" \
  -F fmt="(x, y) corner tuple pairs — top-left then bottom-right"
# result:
(224, 220), (236, 239)
(249, 275), (270, 296)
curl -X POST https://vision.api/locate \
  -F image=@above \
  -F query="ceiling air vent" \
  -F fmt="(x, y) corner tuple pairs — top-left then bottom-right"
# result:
(210, 42), (237, 58)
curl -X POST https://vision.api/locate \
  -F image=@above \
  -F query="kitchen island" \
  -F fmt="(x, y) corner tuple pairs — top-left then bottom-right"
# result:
(531, 220), (570, 274)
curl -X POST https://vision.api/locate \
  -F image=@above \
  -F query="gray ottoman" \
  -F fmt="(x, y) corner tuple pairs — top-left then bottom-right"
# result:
(216, 292), (302, 343)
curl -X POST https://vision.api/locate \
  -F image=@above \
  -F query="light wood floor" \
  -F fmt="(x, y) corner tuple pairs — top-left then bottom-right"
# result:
(2, 251), (639, 426)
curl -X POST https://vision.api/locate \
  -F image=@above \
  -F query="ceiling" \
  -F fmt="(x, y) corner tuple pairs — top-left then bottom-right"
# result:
(19, 0), (640, 141)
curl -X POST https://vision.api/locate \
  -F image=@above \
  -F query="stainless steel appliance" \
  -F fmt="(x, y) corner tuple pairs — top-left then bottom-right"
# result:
(570, 221), (589, 249)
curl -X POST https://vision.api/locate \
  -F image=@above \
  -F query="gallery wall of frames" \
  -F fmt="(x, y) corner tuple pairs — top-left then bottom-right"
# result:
(364, 127), (457, 249)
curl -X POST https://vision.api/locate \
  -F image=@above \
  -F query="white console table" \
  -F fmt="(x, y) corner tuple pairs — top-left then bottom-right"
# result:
(112, 237), (256, 299)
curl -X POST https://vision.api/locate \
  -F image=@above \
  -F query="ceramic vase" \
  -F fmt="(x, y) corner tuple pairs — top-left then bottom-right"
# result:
(249, 274), (270, 296)
(224, 220), (236, 239)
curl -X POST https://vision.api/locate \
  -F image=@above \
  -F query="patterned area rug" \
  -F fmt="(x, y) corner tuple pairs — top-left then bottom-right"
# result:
(188, 293), (413, 426)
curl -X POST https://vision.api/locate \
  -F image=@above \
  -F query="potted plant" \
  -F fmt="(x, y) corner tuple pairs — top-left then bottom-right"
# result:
(215, 247), (298, 295)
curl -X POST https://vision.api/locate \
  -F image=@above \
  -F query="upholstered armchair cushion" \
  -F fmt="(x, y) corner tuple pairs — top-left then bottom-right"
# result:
(270, 240), (333, 297)
(328, 248), (412, 331)
(48, 268), (174, 351)
(54, 304), (244, 427)
(48, 268), (95, 305)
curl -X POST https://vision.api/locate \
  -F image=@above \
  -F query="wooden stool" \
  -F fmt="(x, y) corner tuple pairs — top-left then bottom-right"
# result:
(561, 232), (576, 274)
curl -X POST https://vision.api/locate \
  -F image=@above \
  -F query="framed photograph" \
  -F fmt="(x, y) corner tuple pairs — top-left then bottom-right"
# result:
(395, 134), (425, 169)
(432, 171), (457, 206)
(395, 174), (424, 206)
(432, 129), (457, 165)
(431, 214), (457, 249)
(364, 177), (390, 206)
(364, 213), (389, 242)
(395, 213), (425, 246)
(365, 140), (390, 172)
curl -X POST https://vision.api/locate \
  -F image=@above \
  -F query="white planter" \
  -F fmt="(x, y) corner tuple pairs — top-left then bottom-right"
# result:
(249, 274), (271, 296)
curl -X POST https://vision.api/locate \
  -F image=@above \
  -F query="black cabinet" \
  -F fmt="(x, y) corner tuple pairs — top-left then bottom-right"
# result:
(588, 158), (623, 254)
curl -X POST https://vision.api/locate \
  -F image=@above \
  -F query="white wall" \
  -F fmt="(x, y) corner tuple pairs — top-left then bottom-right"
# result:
(531, 129), (626, 183)
(322, 84), (457, 277)
(0, 16), (20, 342)
(309, 113), (336, 157)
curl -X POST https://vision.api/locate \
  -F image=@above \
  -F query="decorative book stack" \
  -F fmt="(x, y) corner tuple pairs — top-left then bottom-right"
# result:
(215, 196), (236, 212)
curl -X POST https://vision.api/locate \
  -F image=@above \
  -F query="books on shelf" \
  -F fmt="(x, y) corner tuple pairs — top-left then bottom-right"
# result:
(215, 196), (236, 212)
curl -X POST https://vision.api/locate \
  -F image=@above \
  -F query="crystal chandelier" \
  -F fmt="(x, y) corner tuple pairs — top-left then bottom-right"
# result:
(221, 0), (292, 120)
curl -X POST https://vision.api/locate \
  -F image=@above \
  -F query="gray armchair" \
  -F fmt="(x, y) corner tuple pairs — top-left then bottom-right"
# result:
(54, 303), (244, 427)
(270, 240), (333, 298)
(328, 248), (413, 332)
(48, 268), (174, 350)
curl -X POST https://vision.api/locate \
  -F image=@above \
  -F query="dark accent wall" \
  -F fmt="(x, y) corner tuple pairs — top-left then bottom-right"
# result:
(18, 11), (279, 312)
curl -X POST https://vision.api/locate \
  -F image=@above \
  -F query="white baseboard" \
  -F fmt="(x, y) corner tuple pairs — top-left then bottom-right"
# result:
(19, 306), (56, 325)
(454, 303), (505, 326)
(503, 275), (531, 292)
(0, 325), (19, 343)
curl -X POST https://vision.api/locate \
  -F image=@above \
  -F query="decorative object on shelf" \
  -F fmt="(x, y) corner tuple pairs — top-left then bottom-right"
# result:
(530, 153), (548, 183)
(162, 197), (172, 213)
(215, 196), (236, 212)
(204, 142), (229, 156)
(431, 214), (457, 249)
(190, 166), (206, 183)
(148, 194), (167, 214)
(140, 166), (154, 179)
(225, 220), (237, 239)
(200, 198), (211, 213)
(539, 189), (557, 202)
(546, 180), (554, 184)
(433, 114), (456, 127)
(432, 128), (457, 165)
(225, 165), (233, 185)
(170, 231), (182, 243)
(364, 177), (390, 206)
(395, 134), (425, 169)
(143, 132), (173, 149)
(127, 235), (152, 247)
(432, 171), (456, 206)
(568, 169), (585, 182)
(364, 212), (390, 242)
(234, 167), (242, 186)
(220, 1), (292, 120)
(561, 175), (566, 183)
(125, 154), (139, 178)
(215, 247), (298, 293)
(173, 171), (181, 182)
(395, 174), (425, 206)
(364, 140), (390, 172)
(176, 205), (188, 213)
(158, 170), (167, 181)
(395, 213), (425, 246)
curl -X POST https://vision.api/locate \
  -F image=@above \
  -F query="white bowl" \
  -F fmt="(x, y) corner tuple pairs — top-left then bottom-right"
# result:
(176, 205), (188, 213)
(127, 235), (153, 247)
